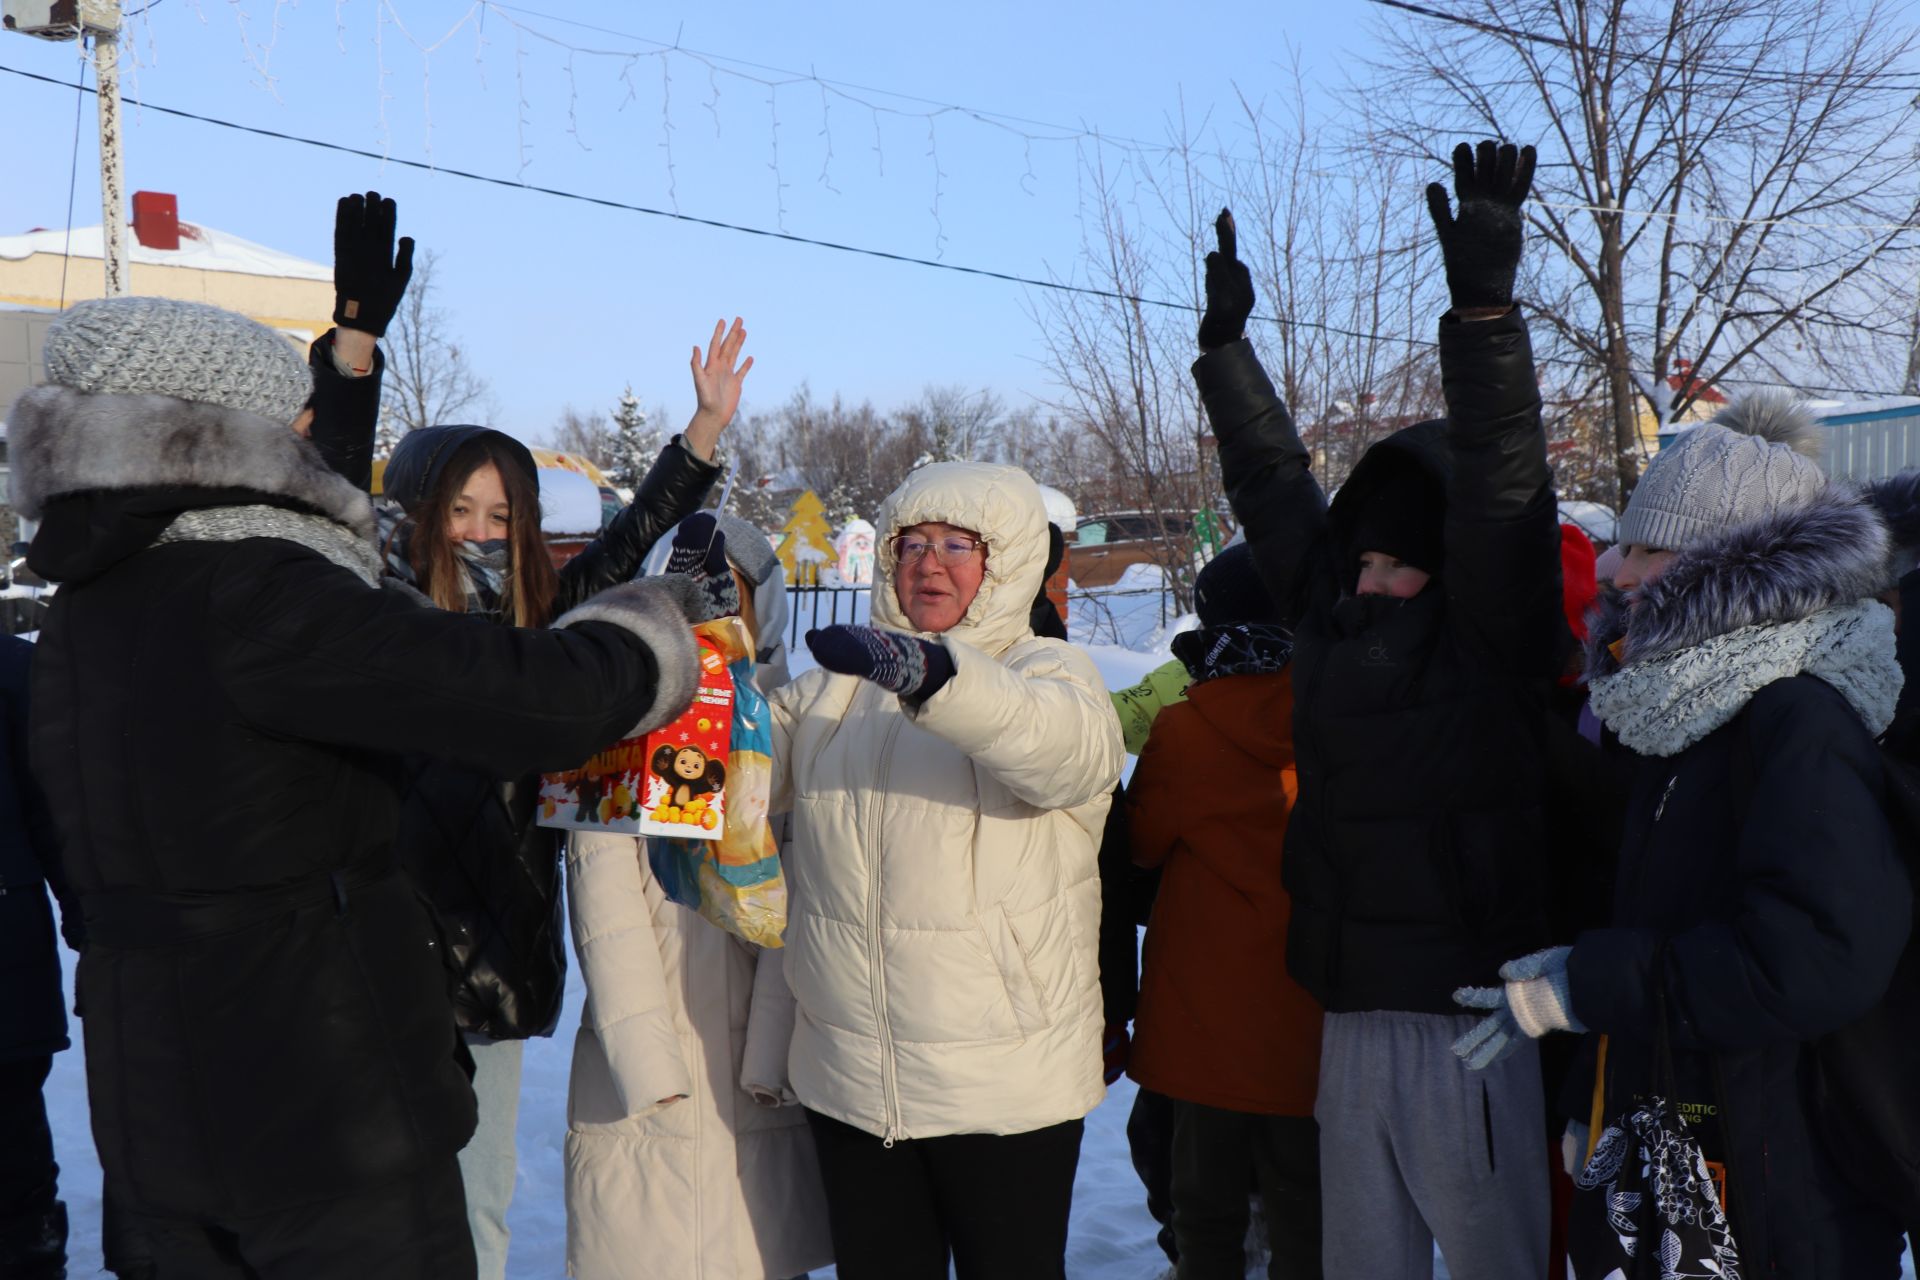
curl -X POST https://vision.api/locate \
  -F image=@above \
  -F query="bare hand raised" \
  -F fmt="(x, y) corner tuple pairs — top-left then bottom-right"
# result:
(684, 317), (754, 462)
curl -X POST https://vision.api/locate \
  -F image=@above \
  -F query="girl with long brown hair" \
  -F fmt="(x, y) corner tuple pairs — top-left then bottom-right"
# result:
(370, 318), (754, 1280)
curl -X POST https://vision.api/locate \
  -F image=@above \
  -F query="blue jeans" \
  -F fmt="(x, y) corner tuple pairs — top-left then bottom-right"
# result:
(457, 1036), (524, 1280)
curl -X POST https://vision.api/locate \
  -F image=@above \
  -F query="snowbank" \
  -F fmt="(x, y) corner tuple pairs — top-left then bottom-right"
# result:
(538, 467), (606, 535)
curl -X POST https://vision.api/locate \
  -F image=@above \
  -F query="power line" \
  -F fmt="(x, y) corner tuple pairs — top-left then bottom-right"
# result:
(479, 2), (1159, 147)
(457, 2), (1920, 235)
(1364, 0), (1920, 92)
(0, 58), (1910, 402)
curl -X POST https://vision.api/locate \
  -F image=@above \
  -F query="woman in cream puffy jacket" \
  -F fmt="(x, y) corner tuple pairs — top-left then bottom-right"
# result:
(562, 516), (833, 1280)
(773, 461), (1126, 1280)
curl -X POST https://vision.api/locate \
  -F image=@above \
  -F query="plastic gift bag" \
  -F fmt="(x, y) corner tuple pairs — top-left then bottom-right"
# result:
(644, 616), (787, 947)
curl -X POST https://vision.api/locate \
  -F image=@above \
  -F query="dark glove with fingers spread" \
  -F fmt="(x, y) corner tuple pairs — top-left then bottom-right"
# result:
(333, 190), (415, 337)
(662, 512), (740, 622)
(1198, 208), (1256, 351)
(1424, 140), (1536, 312)
(805, 624), (956, 702)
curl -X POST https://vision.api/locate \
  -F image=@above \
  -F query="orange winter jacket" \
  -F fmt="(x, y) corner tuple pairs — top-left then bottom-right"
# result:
(1126, 668), (1323, 1116)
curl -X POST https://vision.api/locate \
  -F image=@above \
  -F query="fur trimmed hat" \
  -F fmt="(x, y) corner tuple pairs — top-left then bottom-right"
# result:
(1616, 390), (1827, 552)
(43, 296), (312, 427)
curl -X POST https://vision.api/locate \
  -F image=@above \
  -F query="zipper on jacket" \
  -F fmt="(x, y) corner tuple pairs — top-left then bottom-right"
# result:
(1654, 774), (1678, 823)
(867, 709), (905, 1146)
(1297, 649), (1342, 992)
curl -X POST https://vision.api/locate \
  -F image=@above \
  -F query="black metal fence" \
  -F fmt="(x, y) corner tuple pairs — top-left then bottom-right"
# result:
(786, 586), (872, 648)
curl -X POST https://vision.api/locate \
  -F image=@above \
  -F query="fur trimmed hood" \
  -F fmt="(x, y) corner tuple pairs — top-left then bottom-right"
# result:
(7, 386), (374, 540)
(1860, 469), (1920, 590)
(1587, 485), (1902, 755)
(1587, 485), (1888, 678)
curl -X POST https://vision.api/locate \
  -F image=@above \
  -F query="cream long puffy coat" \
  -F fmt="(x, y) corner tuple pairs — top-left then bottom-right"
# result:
(770, 462), (1125, 1141)
(563, 568), (832, 1280)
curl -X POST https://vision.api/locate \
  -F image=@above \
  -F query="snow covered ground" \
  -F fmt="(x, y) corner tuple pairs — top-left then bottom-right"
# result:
(41, 926), (1182, 1280)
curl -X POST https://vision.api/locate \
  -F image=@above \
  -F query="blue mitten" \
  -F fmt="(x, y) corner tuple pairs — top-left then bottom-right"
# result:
(1451, 945), (1585, 1070)
(805, 624), (955, 701)
(1500, 945), (1583, 1039)
(1451, 985), (1523, 1071)
(664, 512), (739, 622)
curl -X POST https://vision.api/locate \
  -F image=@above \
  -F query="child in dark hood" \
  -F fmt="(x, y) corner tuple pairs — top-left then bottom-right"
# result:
(1463, 393), (1911, 1277)
(1128, 543), (1322, 1279)
(1191, 141), (1563, 1277)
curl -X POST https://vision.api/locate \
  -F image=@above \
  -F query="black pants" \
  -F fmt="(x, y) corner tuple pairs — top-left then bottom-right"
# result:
(0, 1054), (63, 1273)
(0, 1055), (57, 1214)
(1127, 1087), (1179, 1264)
(126, 1157), (474, 1280)
(805, 1108), (1083, 1280)
(1170, 1100), (1322, 1280)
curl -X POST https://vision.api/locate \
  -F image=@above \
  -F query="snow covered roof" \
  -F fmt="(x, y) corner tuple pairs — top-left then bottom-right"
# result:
(539, 468), (607, 536)
(0, 221), (328, 282)
(1035, 483), (1077, 530)
(1559, 500), (1618, 546)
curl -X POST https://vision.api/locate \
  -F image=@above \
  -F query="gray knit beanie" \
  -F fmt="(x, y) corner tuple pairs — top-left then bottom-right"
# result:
(1615, 390), (1827, 551)
(44, 296), (313, 426)
(713, 512), (780, 586)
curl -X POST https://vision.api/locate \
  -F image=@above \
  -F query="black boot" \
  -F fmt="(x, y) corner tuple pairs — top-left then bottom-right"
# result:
(0, 1194), (68, 1280)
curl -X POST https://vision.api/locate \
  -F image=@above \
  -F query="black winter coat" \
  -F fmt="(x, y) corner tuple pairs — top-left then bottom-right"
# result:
(1569, 489), (1912, 1275)
(0, 634), (67, 1061)
(11, 385), (698, 1219)
(1193, 308), (1564, 1013)
(393, 440), (719, 1039)
(311, 340), (725, 1037)
(1572, 680), (1909, 1273)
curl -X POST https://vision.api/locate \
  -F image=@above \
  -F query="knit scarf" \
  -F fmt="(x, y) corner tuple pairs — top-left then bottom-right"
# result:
(1588, 599), (1902, 758)
(375, 501), (511, 620)
(1171, 622), (1295, 686)
(155, 505), (383, 586)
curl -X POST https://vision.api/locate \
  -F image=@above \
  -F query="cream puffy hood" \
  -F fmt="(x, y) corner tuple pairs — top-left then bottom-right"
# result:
(769, 461), (1124, 1141)
(868, 460), (1052, 654)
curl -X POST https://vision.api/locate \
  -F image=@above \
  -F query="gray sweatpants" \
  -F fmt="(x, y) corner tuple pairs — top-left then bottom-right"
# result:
(1314, 1011), (1547, 1280)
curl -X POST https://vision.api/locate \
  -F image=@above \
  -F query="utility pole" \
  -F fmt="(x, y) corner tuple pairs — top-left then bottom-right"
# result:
(2, 0), (127, 295)
(91, 1), (124, 294)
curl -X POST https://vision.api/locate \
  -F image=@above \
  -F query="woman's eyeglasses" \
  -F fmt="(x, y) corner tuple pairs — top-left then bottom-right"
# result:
(890, 534), (987, 566)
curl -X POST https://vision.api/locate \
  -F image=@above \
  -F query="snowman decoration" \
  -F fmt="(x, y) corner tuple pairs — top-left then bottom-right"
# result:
(834, 519), (877, 587)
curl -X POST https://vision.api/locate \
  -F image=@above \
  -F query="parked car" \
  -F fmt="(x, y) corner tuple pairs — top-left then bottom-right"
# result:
(1071, 511), (1195, 588)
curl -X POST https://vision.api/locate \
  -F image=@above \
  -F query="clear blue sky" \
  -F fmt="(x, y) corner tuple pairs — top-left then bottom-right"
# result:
(0, 2), (1394, 440)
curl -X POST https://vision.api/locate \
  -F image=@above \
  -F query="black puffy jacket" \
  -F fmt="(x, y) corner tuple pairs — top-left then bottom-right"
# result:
(1193, 308), (1565, 1013)
(14, 384), (695, 1218)
(393, 440), (719, 1039)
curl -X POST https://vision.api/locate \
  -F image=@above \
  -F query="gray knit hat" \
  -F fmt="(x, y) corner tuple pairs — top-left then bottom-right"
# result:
(713, 512), (780, 585)
(1616, 391), (1827, 552)
(44, 296), (312, 426)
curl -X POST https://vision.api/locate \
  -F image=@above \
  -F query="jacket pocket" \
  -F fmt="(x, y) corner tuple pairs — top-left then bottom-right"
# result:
(984, 904), (1052, 1037)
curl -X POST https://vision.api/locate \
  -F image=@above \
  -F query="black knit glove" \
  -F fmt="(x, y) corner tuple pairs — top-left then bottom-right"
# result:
(663, 512), (740, 622)
(333, 191), (415, 337)
(1198, 208), (1256, 351)
(805, 625), (956, 701)
(1424, 141), (1536, 312)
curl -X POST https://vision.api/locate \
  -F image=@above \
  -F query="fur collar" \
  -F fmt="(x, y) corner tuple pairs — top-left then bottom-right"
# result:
(1586, 486), (1888, 676)
(1586, 486), (1901, 755)
(1588, 600), (1901, 756)
(1861, 470), (1920, 590)
(7, 386), (374, 540)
